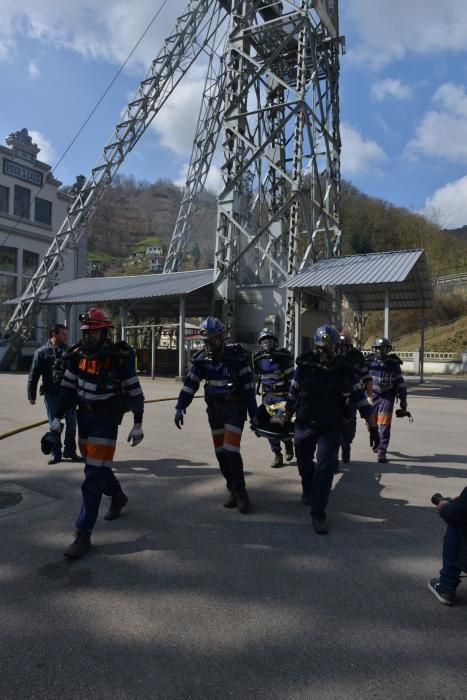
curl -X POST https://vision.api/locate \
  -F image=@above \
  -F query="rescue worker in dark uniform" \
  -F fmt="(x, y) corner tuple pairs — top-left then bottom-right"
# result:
(366, 337), (407, 464)
(253, 328), (294, 468)
(283, 325), (378, 534)
(27, 323), (80, 464)
(174, 316), (257, 514)
(49, 308), (145, 559)
(337, 331), (373, 464)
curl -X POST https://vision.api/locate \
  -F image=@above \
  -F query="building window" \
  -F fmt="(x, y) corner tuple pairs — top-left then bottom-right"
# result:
(0, 246), (17, 273)
(35, 197), (52, 225)
(0, 274), (17, 335)
(0, 185), (9, 214)
(23, 250), (39, 278)
(14, 185), (31, 219)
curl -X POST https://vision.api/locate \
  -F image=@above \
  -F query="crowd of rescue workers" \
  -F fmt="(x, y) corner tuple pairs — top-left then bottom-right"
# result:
(26, 308), (467, 607)
(27, 308), (409, 559)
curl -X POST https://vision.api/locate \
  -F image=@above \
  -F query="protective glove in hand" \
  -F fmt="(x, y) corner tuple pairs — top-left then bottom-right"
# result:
(174, 409), (185, 430)
(50, 418), (63, 434)
(400, 400), (407, 411)
(127, 423), (144, 446)
(369, 426), (380, 450)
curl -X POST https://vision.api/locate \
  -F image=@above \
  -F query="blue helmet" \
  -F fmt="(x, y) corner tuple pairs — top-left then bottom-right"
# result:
(314, 325), (340, 350)
(258, 328), (278, 348)
(200, 317), (224, 338)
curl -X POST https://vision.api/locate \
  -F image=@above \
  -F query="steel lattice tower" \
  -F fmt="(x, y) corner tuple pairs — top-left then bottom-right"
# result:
(2, 0), (343, 365)
(167, 0), (343, 346)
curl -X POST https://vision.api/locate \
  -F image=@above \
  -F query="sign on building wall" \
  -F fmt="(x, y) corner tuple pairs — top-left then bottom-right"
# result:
(3, 159), (43, 187)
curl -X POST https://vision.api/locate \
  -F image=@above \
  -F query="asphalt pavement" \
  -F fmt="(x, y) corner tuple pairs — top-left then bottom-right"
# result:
(0, 373), (466, 699)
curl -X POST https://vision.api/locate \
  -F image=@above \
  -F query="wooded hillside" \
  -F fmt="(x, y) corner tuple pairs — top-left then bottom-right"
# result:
(83, 176), (467, 279)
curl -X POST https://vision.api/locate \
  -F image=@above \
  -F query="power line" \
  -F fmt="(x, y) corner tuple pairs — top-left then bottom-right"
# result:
(0, 0), (169, 250)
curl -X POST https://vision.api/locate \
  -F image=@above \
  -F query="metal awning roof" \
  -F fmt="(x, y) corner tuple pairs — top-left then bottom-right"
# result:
(39, 268), (215, 304)
(281, 250), (433, 310)
(8, 269), (215, 319)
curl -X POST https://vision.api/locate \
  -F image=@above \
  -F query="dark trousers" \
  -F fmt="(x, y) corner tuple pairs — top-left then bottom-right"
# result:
(439, 525), (463, 593)
(75, 409), (122, 532)
(44, 392), (77, 458)
(75, 465), (122, 532)
(294, 426), (340, 520)
(206, 401), (247, 493)
(340, 403), (357, 452)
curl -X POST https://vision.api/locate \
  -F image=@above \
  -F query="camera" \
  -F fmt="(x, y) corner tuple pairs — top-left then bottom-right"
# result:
(431, 493), (452, 505)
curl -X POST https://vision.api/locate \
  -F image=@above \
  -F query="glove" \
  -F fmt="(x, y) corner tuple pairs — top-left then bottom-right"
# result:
(369, 426), (380, 450)
(50, 418), (63, 434)
(400, 399), (407, 412)
(174, 409), (185, 430)
(127, 423), (144, 447)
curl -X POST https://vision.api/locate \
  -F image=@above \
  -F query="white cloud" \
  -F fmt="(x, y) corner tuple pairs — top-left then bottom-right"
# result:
(175, 161), (223, 194)
(406, 83), (467, 162)
(29, 130), (56, 165)
(371, 78), (411, 102)
(422, 175), (467, 228)
(340, 123), (386, 175)
(151, 71), (206, 156)
(0, 0), (188, 70)
(28, 60), (40, 79)
(343, 0), (467, 69)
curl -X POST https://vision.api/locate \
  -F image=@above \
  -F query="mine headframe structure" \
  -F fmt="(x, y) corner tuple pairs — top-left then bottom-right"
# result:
(164, 1), (344, 347)
(213, 0), (343, 347)
(2, 0), (343, 366)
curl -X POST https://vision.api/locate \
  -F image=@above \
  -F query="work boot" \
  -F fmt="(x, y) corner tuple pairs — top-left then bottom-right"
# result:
(377, 453), (388, 463)
(104, 492), (128, 521)
(271, 452), (284, 469)
(312, 517), (329, 535)
(342, 445), (351, 464)
(428, 578), (455, 606)
(235, 489), (250, 514)
(64, 530), (92, 559)
(284, 442), (294, 461)
(223, 491), (237, 508)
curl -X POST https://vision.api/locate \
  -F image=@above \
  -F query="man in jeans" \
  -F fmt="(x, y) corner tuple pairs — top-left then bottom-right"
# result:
(428, 488), (467, 605)
(27, 324), (80, 464)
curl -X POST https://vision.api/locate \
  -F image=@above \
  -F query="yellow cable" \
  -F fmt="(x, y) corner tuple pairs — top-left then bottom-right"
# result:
(0, 396), (201, 441)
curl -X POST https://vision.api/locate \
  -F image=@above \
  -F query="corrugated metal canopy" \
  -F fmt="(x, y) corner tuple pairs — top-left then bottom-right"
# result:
(17, 269), (215, 305)
(7, 269), (216, 319)
(281, 250), (433, 310)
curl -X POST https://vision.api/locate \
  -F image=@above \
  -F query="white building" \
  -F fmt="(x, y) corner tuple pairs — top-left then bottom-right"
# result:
(0, 129), (86, 340)
(145, 245), (163, 257)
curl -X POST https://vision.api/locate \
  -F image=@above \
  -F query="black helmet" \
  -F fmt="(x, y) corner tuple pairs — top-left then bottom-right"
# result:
(40, 430), (61, 456)
(258, 328), (278, 351)
(372, 337), (392, 358)
(338, 331), (353, 346)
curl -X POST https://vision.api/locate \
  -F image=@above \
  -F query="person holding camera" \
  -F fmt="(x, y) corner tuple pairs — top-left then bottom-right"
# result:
(27, 323), (80, 464)
(428, 489), (467, 605)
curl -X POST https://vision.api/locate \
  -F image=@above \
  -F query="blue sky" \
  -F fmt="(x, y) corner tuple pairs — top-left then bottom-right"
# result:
(2, 0), (467, 227)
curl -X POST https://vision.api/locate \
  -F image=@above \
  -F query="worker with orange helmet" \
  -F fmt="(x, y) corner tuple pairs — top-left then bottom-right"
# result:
(49, 308), (145, 559)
